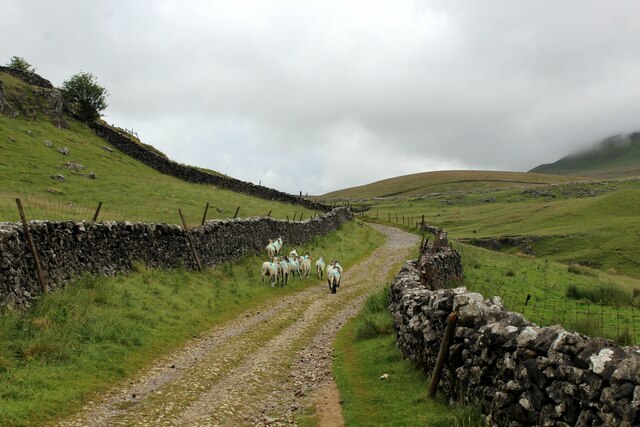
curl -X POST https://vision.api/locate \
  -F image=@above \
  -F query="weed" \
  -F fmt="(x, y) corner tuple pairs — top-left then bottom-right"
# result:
(568, 263), (598, 277)
(565, 284), (632, 306)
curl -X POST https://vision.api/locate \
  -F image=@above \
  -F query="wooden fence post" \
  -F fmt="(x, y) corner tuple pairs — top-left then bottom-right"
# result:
(267, 210), (272, 217)
(234, 206), (240, 219)
(428, 311), (458, 398)
(178, 209), (203, 271)
(201, 202), (210, 226)
(92, 201), (103, 222)
(421, 215), (425, 229)
(286, 216), (293, 243)
(16, 198), (48, 294)
(292, 211), (297, 221)
(299, 212), (304, 221)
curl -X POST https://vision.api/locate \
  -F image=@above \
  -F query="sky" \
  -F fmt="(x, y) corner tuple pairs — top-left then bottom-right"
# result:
(2, 1), (640, 195)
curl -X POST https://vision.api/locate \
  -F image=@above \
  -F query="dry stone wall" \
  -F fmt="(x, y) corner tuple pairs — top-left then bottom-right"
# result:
(0, 208), (352, 309)
(390, 237), (640, 426)
(89, 122), (330, 212)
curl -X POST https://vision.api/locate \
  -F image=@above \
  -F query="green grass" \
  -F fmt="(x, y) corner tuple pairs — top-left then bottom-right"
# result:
(331, 287), (483, 427)
(0, 220), (383, 427)
(458, 243), (640, 345)
(321, 170), (575, 200)
(0, 71), (315, 225)
(355, 178), (640, 278)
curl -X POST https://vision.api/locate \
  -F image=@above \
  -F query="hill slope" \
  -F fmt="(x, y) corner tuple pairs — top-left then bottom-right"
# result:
(321, 170), (576, 200)
(530, 132), (640, 178)
(0, 70), (315, 224)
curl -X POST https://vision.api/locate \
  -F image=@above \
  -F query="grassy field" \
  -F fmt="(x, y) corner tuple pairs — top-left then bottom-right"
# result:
(321, 170), (577, 200)
(352, 177), (640, 278)
(330, 287), (482, 427)
(457, 243), (640, 345)
(0, 71), (314, 225)
(0, 221), (383, 426)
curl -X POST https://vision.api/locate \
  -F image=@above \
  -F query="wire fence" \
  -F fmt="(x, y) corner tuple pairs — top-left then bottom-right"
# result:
(0, 194), (319, 227)
(469, 280), (638, 345)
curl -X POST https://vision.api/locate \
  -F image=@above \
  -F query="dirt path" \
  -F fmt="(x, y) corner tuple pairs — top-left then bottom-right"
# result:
(56, 224), (418, 426)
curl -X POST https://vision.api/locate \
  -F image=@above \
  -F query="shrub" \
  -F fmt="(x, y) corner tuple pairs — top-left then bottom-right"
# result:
(61, 71), (108, 122)
(6, 56), (35, 73)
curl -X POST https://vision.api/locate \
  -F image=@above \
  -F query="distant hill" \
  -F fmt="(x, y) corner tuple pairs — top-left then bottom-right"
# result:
(320, 170), (575, 200)
(530, 132), (640, 178)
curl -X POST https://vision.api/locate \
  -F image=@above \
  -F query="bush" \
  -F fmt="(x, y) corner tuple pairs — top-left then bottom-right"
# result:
(61, 71), (108, 122)
(6, 56), (35, 73)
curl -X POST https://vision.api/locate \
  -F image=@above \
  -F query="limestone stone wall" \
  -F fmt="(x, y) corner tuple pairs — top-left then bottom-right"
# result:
(0, 208), (352, 309)
(390, 238), (640, 426)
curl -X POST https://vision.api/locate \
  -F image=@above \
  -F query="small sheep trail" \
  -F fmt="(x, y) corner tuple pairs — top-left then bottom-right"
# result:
(57, 224), (418, 427)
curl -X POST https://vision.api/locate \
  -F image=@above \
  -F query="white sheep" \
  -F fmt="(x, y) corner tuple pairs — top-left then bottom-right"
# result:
(266, 237), (284, 260)
(273, 236), (283, 255)
(299, 253), (312, 279)
(278, 256), (290, 286)
(327, 261), (341, 294)
(288, 256), (301, 279)
(315, 256), (325, 279)
(260, 257), (279, 287)
(265, 239), (275, 260)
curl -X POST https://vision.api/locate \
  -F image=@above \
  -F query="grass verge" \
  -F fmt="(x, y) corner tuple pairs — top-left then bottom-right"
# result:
(0, 220), (383, 426)
(331, 287), (483, 427)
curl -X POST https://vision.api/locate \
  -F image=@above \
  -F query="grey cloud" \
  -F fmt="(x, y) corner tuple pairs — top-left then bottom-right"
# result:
(2, 0), (640, 194)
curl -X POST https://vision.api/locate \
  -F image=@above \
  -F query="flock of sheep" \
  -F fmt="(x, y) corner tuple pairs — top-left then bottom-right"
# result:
(260, 236), (343, 293)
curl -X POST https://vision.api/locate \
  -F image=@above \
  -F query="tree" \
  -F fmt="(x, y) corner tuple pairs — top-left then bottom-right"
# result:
(6, 56), (36, 73)
(61, 72), (108, 122)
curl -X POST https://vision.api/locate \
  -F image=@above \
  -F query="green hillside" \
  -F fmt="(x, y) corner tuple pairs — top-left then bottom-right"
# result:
(0, 71), (314, 224)
(321, 170), (576, 200)
(530, 132), (640, 178)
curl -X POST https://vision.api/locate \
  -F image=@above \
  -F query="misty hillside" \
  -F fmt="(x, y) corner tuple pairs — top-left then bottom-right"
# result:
(530, 132), (640, 178)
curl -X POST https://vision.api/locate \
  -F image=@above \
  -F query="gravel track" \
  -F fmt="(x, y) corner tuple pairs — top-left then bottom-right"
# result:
(56, 224), (418, 426)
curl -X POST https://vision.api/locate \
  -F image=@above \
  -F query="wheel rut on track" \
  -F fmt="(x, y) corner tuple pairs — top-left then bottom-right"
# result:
(57, 224), (418, 426)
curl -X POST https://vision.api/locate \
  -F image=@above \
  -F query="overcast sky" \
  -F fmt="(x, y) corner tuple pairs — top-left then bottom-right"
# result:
(2, 1), (640, 194)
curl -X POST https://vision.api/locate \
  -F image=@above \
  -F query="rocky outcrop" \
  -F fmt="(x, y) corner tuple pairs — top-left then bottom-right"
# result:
(0, 66), (54, 88)
(0, 208), (352, 309)
(0, 68), (65, 125)
(390, 241), (640, 426)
